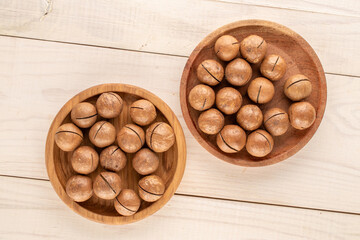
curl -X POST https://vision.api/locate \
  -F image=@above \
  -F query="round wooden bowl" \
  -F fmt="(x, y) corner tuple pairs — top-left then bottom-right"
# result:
(45, 84), (186, 224)
(180, 20), (327, 167)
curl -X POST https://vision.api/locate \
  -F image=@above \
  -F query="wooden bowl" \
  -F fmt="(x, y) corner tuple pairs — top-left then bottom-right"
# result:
(180, 20), (327, 167)
(45, 84), (186, 224)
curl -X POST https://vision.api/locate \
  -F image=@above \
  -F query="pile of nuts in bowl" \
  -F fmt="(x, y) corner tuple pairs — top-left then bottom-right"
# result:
(54, 92), (175, 216)
(189, 34), (316, 157)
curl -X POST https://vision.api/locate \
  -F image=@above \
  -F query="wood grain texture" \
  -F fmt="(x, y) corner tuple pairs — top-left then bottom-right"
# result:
(1, 176), (359, 240)
(218, 0), (360, 17)
(0, 36), (359, 213)
(0, 0), (359, 77)
(180, 20), (327, 166)
(45, 84), (186, 224)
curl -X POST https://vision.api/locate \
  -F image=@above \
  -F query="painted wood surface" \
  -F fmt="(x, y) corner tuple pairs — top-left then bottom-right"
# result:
(0, 176), (359, 240)
(0, 36), (359, 214)
(0, 0), (359, 77)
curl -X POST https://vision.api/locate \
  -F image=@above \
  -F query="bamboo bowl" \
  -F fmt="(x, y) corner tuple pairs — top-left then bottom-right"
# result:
(45, 84), (186, 224)
(180, 20), (327, 167)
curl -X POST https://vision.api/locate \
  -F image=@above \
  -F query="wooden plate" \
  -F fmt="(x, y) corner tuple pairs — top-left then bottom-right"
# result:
(180, 20), (327, 167)
(45, 84), (186, 224)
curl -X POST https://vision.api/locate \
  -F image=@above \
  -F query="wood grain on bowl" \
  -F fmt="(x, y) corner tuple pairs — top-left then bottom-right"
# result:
(180, 20), (327, 167)
(45, 84), (186, 224)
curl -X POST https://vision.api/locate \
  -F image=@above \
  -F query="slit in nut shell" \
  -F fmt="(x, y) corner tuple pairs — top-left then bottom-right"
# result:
(138, 175), (165, 202)
(246, 130), (274, 158)
(284, 74), (312, 101)
(214, 35), (240, 61)
(264, 108), (289, 136)
(247, 77), (275, 104)
(216, 125), (246, 153)
(114, 189), (141, 216)
(89, 121), (116, 148)
(71, 146), (99, 174)
(55, 123), (83, 152)
(71, 102), (97, 128)
(100, 145), (127, 172)
(146, 122), (175, 153)
(196, 59), (224, 86)
(240, 35), (267, 64)
(130, 99), (157, 126)
(117, 124), (145, 153)
(93, 171), (122, 200)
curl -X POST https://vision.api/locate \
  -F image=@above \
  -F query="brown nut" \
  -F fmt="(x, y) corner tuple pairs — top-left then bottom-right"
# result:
(247, 77), (275, 104)
(196, 59), (224, 86)
(89, 121), (116, 148)
(114, 189), (141, 216)
(130, 99), (157, 126)
(146, 122), (175, 153)
(96, 92), (123, 118)
(216, 87), (243, 115)
(117, 124), (145, 153)
(93, 171), (121, 200)
(264, 108), (289, 136)
(214, 35), (239, 61)
(71, 146), (99, 174)
(66, 175), (93, 202)
(55, 123), (83, 152)
(284, 74), (312, 101)
(289, 102), (316, 130)
(260, 54), (287, 81)
(100, 145), (127, 172)
(240, 35), (267, 64)
(71, 102), (97, 128)
(225, 58), (252, 86)
(236, 104), (263, 131)
(188, 84), (215, 111)
(198, 108), (225, 135)
(216, 125), (246, 153)
(138, 175), (165, 202)
(132, 148), (159, 175)
(246, 129), (274, 157)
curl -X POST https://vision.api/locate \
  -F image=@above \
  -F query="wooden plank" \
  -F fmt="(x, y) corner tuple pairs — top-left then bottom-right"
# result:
(0, 176), (359, 239)
(219, 0), (360, 17)
(0, 36), (359, 213)
(0, 0), (359, 77)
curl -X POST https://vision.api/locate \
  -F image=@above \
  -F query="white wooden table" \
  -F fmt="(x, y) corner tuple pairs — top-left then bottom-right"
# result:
(0, 1), (360, 239)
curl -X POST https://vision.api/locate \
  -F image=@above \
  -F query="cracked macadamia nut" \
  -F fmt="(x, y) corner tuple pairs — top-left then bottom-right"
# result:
(138, 175), (165, 202)
(66, 175), (93, 202)
(96, 92), (123, 118)
(247, 77), (275, 104)
(198, 108), (225, 135)
(114, 189), (141, 216)
(197, 59), (224, 86)
(236, 105), (263, 131)
(246, 129), (274, 157)
(55, 123), (83, 152)
(93, 171), (121, 200)
(214, 35), (239, 61)
(264, 108), (289, 136)
(284, 74), (312, 101)
(260, 54), (287, 81)
(289, 102), (316, 130)
(100, 145), (127, 172)
(71, 102), (97, 128)
(132, 148), (159, 175)
(216, 87), (243, 115)
(188, 84), (215, 111)
(216, 125), (246, 153)
(89, 121), (116, 148)
(225, 58), (252, 86)
(130, 99), (157, 126)
(117, 124), (145, 153)
(146, 122), (175, 153)
(71, 146), (99, 174)
(240, 35), (267, 64)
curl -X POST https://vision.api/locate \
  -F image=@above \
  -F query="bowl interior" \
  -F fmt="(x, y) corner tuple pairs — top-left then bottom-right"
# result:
(181, 20), (326, 166)
(50, 87), (182, 222)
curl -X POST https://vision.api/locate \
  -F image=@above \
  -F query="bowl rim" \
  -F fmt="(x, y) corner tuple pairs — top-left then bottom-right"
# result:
(180, 19), (327, 167)
(45, 83), (186, 224)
